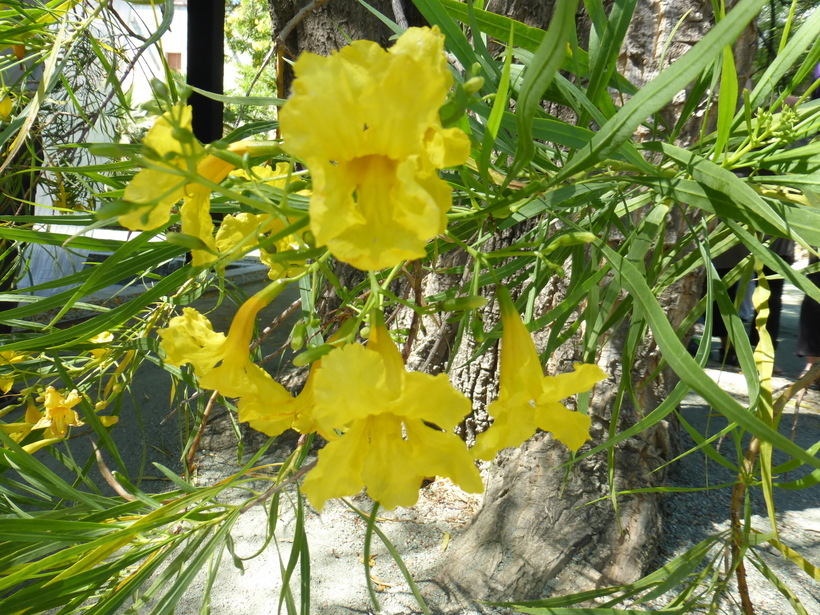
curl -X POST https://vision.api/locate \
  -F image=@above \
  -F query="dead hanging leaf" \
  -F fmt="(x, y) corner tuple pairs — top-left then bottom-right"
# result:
(440, 531), (451, 552)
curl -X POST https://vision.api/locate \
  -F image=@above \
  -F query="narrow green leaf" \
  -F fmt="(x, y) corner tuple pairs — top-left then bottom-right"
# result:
(713, 45), (738, 160)
(511, 0), (579, 178)
(556, 0), (767, 182)
(597, 243), (819, 469)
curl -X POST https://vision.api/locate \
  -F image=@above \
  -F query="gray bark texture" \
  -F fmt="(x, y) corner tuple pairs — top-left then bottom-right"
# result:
(268, 0), (422, 94)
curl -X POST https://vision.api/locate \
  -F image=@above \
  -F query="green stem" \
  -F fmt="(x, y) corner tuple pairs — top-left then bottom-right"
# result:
(363, 500), (381, 613)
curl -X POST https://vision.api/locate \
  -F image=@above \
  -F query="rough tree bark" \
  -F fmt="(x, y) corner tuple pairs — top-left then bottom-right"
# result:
(268, 0), (422, 94)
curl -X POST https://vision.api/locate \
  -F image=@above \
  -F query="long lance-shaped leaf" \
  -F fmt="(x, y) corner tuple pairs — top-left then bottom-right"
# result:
(746, 5), (820, 113)
(580, 0), (638, 126)
(0, 264), (190, 353)
(628, 174), (820, 249)
(510, 0), (579, 178)
(436, 0), (637, 95)
(479, 25), (514, 184)
(598, 243), (819, 470)
(555, 0), (767, 183)
(713, 43), (738, 160)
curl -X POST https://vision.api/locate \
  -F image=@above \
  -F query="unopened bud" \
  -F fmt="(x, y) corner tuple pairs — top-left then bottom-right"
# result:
(463, 76), (485, 95)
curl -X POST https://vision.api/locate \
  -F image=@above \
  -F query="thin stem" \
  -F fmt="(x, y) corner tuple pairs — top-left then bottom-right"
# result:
(363, 501), (382, 613)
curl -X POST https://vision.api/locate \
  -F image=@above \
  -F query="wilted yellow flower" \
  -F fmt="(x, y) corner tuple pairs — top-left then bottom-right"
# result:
(280, 26), (470, 271)
(33, 386), (84, 438)
(301, 315), (482, 510)
(472, 289), (606, 460)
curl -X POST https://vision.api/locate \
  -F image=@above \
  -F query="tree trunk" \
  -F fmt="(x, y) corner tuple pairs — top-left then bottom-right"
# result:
(432, 0), (722, 609)
(268, 0), (422, 94)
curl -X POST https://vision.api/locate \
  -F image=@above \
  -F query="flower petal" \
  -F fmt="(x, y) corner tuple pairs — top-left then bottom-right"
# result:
(544, 363), (608, 400)
(312, 343), (389, 431)
(360, 415), (422, 509)
(302, 419), (369, 510)
(405, 422), (483, 495)
(180, 185), (218, 267)
(238, 377), (299, 437)
(534, 401), (593, 452)
(158, 308), (226, 377)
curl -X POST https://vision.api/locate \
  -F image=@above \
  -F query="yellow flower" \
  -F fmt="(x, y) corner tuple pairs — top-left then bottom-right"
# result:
(119, 105), (237, 266)
(158, 284), (315, 437)
(280, 26), (470, 271)
(196, 293), (280, 399)
(120, 105), (201, 231)
(472, 289), (606, 460)
(214, 211), (306, 280)
(0, 351), (28, 393)
(33, 387), (84, 439)
(219, 163), (309, 277)
(158, 308), (227, 378)
(0, 400), (39, 443)
(89, 331), (114, 359)
(301, 315), (482, 510)
(158, 298), (273, 399)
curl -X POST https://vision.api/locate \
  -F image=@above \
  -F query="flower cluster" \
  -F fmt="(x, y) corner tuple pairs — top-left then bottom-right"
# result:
(159, 294), (604, 510)
(119, 108), (299, 273)
(147, 27), (606, 511)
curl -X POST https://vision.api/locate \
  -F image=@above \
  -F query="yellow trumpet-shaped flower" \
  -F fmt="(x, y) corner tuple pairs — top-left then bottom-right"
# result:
(280, 26), (470, 271)
(301, 315), (482, 511)
(158, 283), (314, 438)
(33, 386), (84, 439)
(196, 293), (281, 399)
(472, 289), (607, 461)
(159, 294), (278, 399)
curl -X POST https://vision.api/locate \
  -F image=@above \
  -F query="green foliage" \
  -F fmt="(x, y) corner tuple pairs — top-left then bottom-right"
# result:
(0, 0), (819, 613)
(224, 0), (279, 127)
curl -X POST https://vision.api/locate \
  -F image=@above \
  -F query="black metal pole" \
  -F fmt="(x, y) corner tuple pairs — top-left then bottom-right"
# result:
(187, 0), (225, 143)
